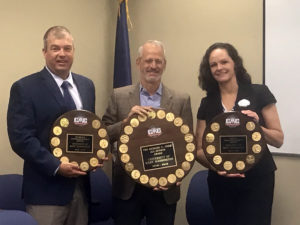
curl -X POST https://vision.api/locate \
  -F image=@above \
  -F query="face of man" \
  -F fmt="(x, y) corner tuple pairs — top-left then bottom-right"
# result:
(43, 32), (74, 79)
(136, 43), (166, 86)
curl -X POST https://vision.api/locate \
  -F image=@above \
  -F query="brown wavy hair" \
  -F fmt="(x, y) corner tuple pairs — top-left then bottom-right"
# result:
(198, 42), (251, 94)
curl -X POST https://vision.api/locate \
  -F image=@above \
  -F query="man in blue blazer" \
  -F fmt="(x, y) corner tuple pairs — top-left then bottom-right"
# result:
(7, 26), (97, 225)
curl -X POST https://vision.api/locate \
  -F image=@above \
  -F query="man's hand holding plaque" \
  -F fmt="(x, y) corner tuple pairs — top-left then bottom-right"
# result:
(118, 108), (196, 188)
(202, 111), (266, 174)
(50, 110), (110, 172)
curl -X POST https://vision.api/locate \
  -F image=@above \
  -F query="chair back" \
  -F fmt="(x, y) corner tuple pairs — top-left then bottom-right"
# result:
(0, 174), (25, 211)
(88, 168), (113, 224)
(186, 170), (216, 225)
(0, 210), (38, 225)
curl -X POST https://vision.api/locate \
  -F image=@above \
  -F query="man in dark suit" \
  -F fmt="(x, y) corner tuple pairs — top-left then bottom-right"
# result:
(102, 40), (193, 225)
(7, 26), (97, 225)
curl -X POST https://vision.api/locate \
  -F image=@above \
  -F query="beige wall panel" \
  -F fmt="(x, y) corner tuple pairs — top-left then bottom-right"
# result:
(1, 1), (299, 225)
(0, 0), (116, 174)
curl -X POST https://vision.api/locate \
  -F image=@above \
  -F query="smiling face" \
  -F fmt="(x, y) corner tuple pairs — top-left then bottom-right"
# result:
(136, 42), (166, 86)
(209, 48), (236, 84)
(43, 31), (74, 79)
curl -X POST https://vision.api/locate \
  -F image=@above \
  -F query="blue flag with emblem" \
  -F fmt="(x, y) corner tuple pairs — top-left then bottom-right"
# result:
(113, 0), (132, 88)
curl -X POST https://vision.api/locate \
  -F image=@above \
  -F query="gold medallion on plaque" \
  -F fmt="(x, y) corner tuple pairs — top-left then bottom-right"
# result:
(119, 144), (128, 153)
(246, 155), (255, 164)
(51, 137), (60, 147)
(92, 120), (101, 129)
(148, 111), (156, 119)
(121, 154), (130, 163)
(60, 118), (69, 127)
(252, 132), (261, 142)
(206, 145), (216, 155)
(184, 134), (194, 143)
(80, 162), (89, 171)
(236, 160), (245, 171)
(246, 121), (255, 131)
(53, 126), (62, 136)
(138, 114), (147, 122)
(166, 112), (175, 122)
(90, 157), (99, 167)
(149, 177), (158, 187)
(180, 125), (190, 134)
(140, 175), (149, 184)
(202, 111), (266, 173)
(213, 155), (222, 165)
(60, 156), (69, 163)
(120, 135), (129, 144)
(206, 133), (215, 143)
(175, 168), (185, 178)
(97, 150), (106, 159)
(124, 126), (133, 135)
(186, 143), (195, 152)
(158, 177), (168, 186)
(185, 152), (194, 162)
(50, 110), (110, 172)
(125, 162), (134, 172)
(167, 174), (177, 184)
(223, 161), (233, 171)
(174, 117), (183, 127)
(252, 144), (262, 153)
(131, 170), (141, 179)
(211, 122), (220, 132)
(99, 139), (108, 149)
(53, 147), (62, 157)
(98, 128), (107, 138)
(118, 109), (196, 188)
(157, 110), (166, 119)
(182, 161), (191, 171)
(130, 118), (139, 128)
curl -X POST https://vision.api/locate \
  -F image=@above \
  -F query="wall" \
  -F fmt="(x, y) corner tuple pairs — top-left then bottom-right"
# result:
(128, 1), (299, 225)
(0, 0), (116, 175)
(0, 1), (299, 225)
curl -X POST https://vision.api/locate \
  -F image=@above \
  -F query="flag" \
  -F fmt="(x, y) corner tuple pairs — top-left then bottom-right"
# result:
(113, 0), (132, 88)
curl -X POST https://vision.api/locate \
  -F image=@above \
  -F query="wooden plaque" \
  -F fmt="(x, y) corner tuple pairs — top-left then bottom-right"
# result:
(202, 111), (266, 173)
(50, 110), (109, 172)
(118, 109), (196, 188)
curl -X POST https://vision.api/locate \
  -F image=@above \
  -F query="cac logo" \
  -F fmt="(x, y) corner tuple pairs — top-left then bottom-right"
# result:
(225, 116), (240, 128)
(147, 127), (162, 138)
(74, 117), (88, 126)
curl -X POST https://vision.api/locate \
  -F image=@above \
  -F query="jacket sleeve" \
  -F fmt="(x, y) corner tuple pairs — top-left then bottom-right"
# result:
(7, 81), (60, 176)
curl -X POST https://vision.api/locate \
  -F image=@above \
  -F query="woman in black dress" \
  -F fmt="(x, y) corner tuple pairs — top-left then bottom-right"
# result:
(196, 43), (284, 225)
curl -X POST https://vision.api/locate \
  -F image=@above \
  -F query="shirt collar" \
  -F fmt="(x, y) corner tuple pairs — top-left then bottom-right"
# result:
(46, 66), (75, 88)
(139, 83), (162, 96)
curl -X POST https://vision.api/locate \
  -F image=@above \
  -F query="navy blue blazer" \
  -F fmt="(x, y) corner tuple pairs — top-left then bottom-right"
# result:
(7, 67), (95, 205)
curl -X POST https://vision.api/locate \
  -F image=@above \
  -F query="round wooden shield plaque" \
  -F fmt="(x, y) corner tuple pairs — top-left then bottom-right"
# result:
(202, 111), (266, 173)
(50, 110), (109, 172)
(118, 109), (196, 188)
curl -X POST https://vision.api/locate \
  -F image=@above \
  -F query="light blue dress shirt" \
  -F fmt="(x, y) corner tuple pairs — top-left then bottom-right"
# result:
(140, 83), (162, 108)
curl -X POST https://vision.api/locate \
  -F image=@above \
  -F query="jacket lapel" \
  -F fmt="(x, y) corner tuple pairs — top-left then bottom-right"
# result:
(160, 84), (172, 111)
(128, 84), (140, 107)
(40, 67), (65, 109)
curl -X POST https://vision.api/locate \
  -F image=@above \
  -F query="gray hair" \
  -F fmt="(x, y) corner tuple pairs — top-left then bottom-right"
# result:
(137, 40), (166, 58)
(43, 26), (73, 50)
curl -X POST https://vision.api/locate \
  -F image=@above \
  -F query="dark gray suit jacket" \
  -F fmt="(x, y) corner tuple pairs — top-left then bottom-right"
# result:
(102, 83), (193, 204)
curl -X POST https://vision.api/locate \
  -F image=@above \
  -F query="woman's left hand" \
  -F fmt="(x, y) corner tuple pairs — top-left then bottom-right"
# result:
(241, 110), (259, 123)
(217, 171), (245, 178)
